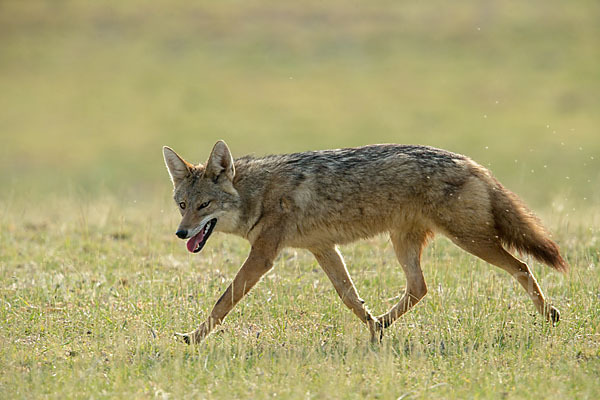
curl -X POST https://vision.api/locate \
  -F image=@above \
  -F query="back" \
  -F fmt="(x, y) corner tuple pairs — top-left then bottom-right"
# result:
(234, 144), (473, 247)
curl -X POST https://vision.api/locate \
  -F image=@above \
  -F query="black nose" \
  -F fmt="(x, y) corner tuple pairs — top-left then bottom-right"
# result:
(175, 229), (188, 239)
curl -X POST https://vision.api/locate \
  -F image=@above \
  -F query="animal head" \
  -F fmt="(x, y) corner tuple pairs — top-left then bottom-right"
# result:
(163, 140), (241, 253)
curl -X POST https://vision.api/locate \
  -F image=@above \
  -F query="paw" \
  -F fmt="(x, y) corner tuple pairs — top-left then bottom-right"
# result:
(174, 331), (194, 345)
(175, 327), (206, 345)
(175, 320), (213, 345)
(548, 306), (560, 325)
(368, 318), (384, 343)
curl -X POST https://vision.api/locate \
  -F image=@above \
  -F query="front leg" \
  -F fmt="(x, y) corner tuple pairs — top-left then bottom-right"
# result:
(311, 246), (383, 343)
(177, 234), (280, 344)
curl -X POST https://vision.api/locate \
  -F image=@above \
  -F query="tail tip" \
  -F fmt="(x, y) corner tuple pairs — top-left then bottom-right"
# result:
(554, 256), (569, 273)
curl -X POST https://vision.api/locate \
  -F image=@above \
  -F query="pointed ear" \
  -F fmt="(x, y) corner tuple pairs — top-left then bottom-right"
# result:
(163, 146), (193, 186)
(205, 140), (235, 182)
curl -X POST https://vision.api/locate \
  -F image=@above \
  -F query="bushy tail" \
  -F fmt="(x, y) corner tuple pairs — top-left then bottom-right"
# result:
(490, 180), (568, 272)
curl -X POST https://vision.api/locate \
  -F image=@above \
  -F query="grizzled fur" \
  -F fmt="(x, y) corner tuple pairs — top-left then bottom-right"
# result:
(163, 141), (567, 344)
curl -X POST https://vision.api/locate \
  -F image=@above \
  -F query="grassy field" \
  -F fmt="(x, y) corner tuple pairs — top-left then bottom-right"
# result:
(1, 1), (599, 398)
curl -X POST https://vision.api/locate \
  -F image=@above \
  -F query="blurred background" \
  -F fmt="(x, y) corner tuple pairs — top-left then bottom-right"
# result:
(1, 0), (598, 209)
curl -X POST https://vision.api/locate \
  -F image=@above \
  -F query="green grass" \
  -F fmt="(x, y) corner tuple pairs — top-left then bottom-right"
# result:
(1, 1), (599, 398)
(1, 196), (598, 399)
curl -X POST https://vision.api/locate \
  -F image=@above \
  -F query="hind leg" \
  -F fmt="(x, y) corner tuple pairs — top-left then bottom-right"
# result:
(377, 230), (429, 329)
(453, 239), (559, 323)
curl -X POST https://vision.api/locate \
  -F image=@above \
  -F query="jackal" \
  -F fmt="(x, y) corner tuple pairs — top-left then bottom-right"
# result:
(163, 141), (567, 344)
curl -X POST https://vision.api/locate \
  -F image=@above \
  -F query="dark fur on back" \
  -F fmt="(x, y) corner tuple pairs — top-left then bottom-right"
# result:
(237, 144), (463, 172)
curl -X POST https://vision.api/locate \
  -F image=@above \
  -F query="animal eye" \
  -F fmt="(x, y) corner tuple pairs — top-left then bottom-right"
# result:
(198, 201), (211, 210)
(179, 202), (186, 210)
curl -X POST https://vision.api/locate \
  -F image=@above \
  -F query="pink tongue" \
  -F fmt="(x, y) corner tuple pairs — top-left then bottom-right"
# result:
(186, 230), (205, 253)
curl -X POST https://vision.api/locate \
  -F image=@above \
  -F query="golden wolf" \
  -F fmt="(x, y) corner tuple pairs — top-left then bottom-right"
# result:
(163, 141), (567, 344)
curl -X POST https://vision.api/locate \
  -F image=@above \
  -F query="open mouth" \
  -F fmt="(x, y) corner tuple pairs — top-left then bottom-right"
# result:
(186, 218), (217, 253)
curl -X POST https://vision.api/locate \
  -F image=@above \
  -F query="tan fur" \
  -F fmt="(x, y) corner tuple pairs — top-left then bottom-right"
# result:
(163, 141), (567, 344)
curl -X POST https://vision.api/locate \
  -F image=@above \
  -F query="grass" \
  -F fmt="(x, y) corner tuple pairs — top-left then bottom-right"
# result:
(1, 196), (599, 399)
(1, 0), (599, 398)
